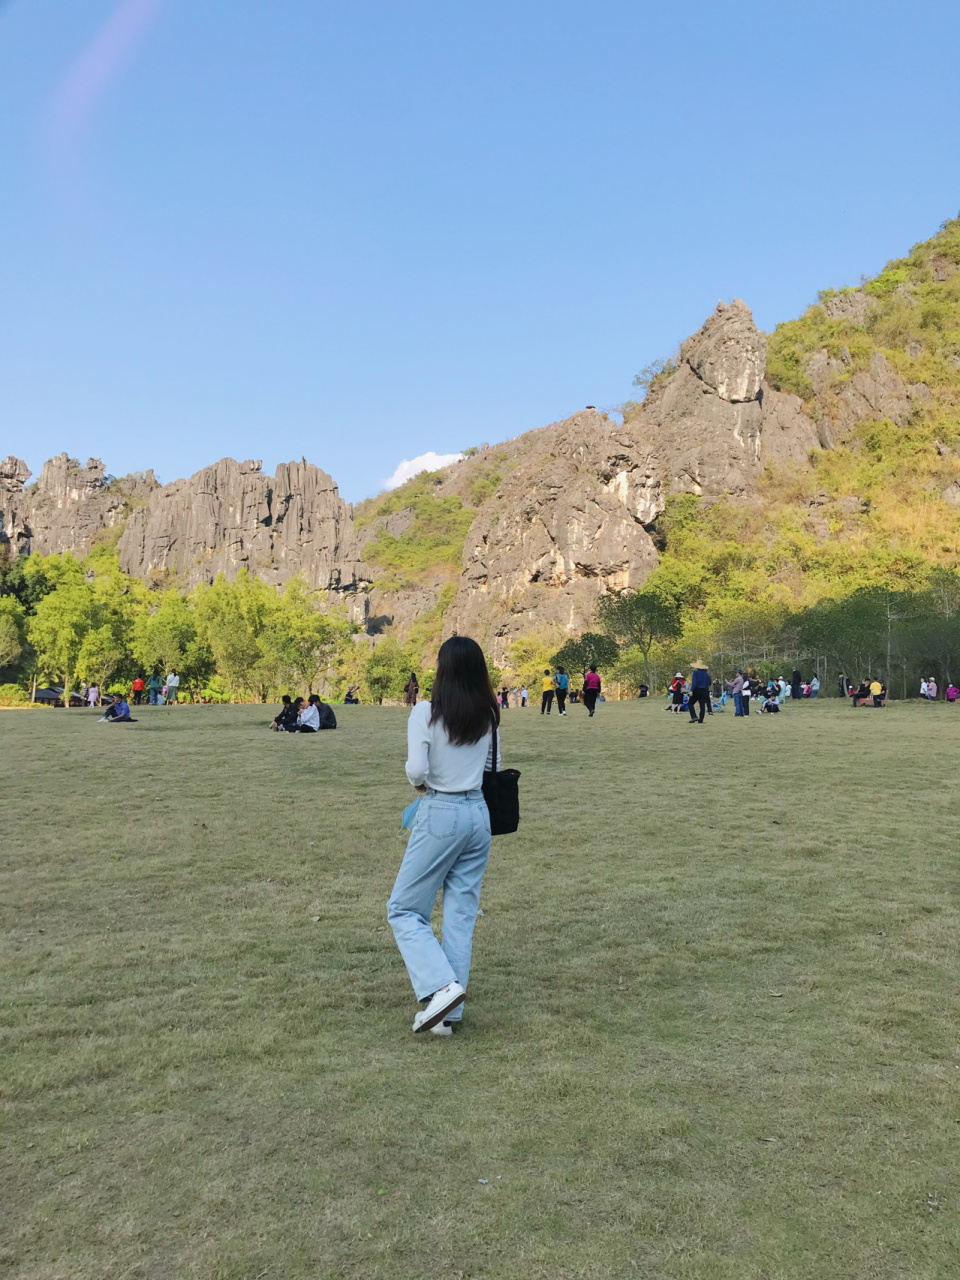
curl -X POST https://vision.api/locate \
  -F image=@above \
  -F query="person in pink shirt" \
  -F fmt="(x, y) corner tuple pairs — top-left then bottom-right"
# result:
(582, 666), (602, 717)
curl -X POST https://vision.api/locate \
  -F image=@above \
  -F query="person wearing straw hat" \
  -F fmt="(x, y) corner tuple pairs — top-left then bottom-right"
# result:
(688, 660), (712, 724)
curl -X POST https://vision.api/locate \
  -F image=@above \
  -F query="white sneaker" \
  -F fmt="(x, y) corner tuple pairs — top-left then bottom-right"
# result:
(431, 1020), (455, 1036)
(413, 981), (466, 1033)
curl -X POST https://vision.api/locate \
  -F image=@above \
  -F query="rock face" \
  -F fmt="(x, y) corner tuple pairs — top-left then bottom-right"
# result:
(805, 348), (930, 433)
(443, 410), (660, 661)
(684, 298), (766, 403)
(627, 298), (818, 503)
(117, 457), (371, 598)
(2, 295), (861, 662)
(822, 289), (871, 324)
(0, 453), (158, 559)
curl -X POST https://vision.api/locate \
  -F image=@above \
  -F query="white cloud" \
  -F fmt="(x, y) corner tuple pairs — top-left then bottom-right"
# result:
(382, 451), (463, 491)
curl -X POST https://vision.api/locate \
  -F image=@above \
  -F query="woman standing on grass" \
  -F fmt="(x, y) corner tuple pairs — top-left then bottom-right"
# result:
(388, 636), (499, 1036)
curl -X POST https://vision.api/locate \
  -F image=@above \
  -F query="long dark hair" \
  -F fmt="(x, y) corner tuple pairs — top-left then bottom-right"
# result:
(430, 636), (499, 745)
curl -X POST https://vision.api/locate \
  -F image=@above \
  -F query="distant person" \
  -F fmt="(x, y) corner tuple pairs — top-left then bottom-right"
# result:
(852, 680), (870, 707)
(919, 678), (928, 699)
(86, 684), (99, 709)
(520, 686), (528, 708)
(541, 670), (555, 715)
(810, 675), (820, 698)
(166, 669), (180, 704)
(100, 696), (135, 723)
(669, 672), (685, 714)
(927, 677), (938, 700)
(404, 673), (420, 708)
(272, 695), (298, 731)
(388, 635), (502, 1035)
(582, 665), (602, 717)
(638, 682), (648, 698)
(147, 667), (163, 705)
(728, 670), (745, 716)
(131, 675), (145, 705)
(555, 666), (569, 715)
(741, 676), (753, 717)
(344, 685), (360, 704)
(688, 660), (711, 724)
(790, 668), (802, 700)
(869, 678), (884, 706)
(946, 683), (959, 703)
(759, 692), (781, 713)
(309, 692), (337, 729)
(499, 687), (509, 710)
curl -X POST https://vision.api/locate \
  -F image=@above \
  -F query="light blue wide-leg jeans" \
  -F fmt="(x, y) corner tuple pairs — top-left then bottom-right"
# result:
(387, 789), (491, 1021)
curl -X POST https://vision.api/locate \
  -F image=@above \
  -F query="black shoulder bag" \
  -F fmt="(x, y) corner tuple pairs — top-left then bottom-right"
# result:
(482, 727), (521, 836)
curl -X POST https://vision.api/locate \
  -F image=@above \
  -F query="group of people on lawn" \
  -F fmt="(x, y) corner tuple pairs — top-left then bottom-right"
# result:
(270, 693), (337, 733)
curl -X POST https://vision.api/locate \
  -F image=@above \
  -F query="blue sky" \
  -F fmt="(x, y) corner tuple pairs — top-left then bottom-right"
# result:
(1, 0), (958, 502)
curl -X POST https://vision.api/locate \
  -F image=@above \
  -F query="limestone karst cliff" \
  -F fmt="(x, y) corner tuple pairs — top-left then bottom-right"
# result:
(437, 298), (827, 660)
(0, 453), (158, 559)
(0, 297), (822, 657)
(7, 207), (953, 667)
(117, 457), (371, 596)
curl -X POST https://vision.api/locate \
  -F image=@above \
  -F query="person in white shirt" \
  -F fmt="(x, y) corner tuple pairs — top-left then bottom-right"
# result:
(296, 700), (320, 732)
(388, 636), (501, 1036)
(165, 670), (181, 704)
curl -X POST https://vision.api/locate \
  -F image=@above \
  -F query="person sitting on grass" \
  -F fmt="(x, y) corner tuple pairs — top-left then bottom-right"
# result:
(344, 685), (360, 704)
(100, 695), (135, 723)
(295, 697), (320, 732)
(272, 695), (298, 731)
(758, 692), (781, 713)
(309, 693), (337, 730)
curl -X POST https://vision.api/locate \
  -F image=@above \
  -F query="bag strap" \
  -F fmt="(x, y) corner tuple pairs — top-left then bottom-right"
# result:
(486, 720), (499, 773)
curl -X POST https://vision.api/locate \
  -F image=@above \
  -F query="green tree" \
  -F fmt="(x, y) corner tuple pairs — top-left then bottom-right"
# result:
(192, 572), (278, 700)
(132, 591), (213, 696)
(597, 588), (683, 684)
(257, 580), (355, 694)
(0, 596), (27, 671)
(77, 624), (123, 694)
(28, 578), (97, 703)
(364, 637), (415, 704)
(553, 631), (620, 675)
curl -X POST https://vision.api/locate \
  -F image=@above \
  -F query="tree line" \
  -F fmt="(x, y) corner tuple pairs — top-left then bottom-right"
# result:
(0, 549), (432, 705)
(549, 571), (960, 698)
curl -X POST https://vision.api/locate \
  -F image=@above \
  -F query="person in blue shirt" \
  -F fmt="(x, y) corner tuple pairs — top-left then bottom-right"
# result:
(100, 696), (135, 723)
(688, 661), (712, 724)
(554, 666), (570, 715)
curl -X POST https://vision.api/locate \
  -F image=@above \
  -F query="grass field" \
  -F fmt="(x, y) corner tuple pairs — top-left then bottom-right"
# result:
(3, 697), (959, 1280)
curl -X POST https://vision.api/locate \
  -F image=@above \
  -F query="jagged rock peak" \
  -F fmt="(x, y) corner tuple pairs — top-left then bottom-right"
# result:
(117, 456), (371, 597)
(37, 453), (108, 497)
(682, 298), (766, 403)
(1, 456), (30, 494)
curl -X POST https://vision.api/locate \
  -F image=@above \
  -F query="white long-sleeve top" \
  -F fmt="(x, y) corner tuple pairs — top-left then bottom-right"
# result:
(298, 703), (320, 730)
(405, 700), (500, 792)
